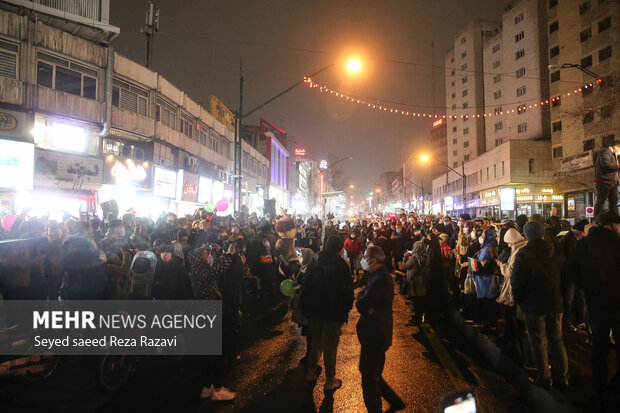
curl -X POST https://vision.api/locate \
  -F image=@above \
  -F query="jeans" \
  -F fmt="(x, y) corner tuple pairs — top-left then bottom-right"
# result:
(524, 313), (568, 384)
(588, 310), (620, 395)
(594, 181), (619, 218)
(359, 342), (403, 413)
(308, 318), (343, 380)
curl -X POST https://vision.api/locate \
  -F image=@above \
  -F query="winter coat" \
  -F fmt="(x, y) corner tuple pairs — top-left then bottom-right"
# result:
(594, 147), (619, 183)
(356, 265), (394, 351)
(187, 247), (220, 300)
(344, 237), (363, 257)
(567, 226), (620, 314)
(299, 251), (354, 323)
(403, 241), (429, 297)
(152, 255), (193, 300)
(497, 239), (527, 306)
(511, 239), (564, 314)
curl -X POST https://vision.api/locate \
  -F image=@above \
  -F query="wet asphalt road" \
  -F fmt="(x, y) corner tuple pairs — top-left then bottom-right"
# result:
(1, 279), (530, 413)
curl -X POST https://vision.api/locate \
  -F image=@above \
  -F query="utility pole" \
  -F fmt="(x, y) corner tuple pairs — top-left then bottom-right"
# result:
(144, 2), (159, 69)
(234, 63), (244, 213)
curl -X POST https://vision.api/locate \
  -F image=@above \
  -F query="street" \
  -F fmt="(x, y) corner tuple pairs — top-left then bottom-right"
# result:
(1, 283), (528, 413)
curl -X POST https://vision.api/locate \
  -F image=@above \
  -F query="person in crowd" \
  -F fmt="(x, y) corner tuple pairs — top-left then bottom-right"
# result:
(426, 233), (447, 319)
(438, 233), (455, 298)
(560, 219), (589, 332)
(593, 144), (619, 218)
(300, 234), (353, 392)
(356, 245), (405, 413)
(152, 244), (192, 300)
(512, 221), (568, 390)
(98, 218), (129, 259)
(344, 231), (363, 277)
(567, 212), (620, 411)
(473, 228), (500, 329)
(403, 238), (429, 325)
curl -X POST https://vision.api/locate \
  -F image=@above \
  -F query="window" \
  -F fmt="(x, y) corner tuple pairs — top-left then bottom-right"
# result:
(0, 39), (19, 79)
(461, 51), (467, 58)
(583, 111), (594, 124)
(450, 57), (455, 63)
(494, 90), (502, 99)
(37, 61), (53, 88)
(462, 76), (468, 84)
(502, 161), (505, 176)
(36, 53), (98, 100)
(462, 103), (468, 109)
(156, 100), (177, 129)
(462, 89), (468, 97)
(180, 114), (193, 139)
(463, 115), (469, 121)
(552, 96), (561, 106)
(452, 138), (458, 144)
(211, 134), (219, 153)
(550, 71), (560, 83)
(453, 150), (458, 156)
(495, 121), (503, 131)
(598, 16), (611, 33)
(515, 49), (525, 60)
(553, 146), (563, 158)
(601, 104), (613, 118)
(552, 121), (562, 132)
(515, 13), (524, 24)
(517, 104), (527, 114)
(495, 138), (504, 146)
(453, 162), (459, 168)
(464, 141), (469, 148)
(463, 128), (469, 135)
(581, 55), (592, 68)
(112, 79), (148, 116)
(198, 127), (208, 146)
(580, 28), (592, 43)
(451, 104), (457, 110)
(494, 164), (497, 178)
(550, 45), (560, 58)
(599, 46), (612, 62)
(602, 134), (616, 146)
(549, 21), (559, 33)
(493, 74), (501, 83)
(549, 0), (558, 7)
(464, 155), (470, 161)
(516, 85), (526, 96)
(493, 60), (501, 69)
(583, 85), (593, 96)
(451, 92), (456, 98)
(452, 127), (457, 132)
(461, 63), (467, 71)
(515, 31), (524, 42)
(515, 67), (526, 78)
(460, 36), (466, 44)
(492, 44), (500, 53)
(529, 159), (535, 173)
(518, 123), (528, 133)
(451, 80), (455, 87)
(579, 1), (591, 15)
(451, 70), (455, 76)
(583, 139), (595, 151)
(494, 107), (502, 115)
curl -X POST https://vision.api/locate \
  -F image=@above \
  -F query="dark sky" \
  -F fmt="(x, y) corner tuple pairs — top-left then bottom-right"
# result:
(110, 0), (506, 194)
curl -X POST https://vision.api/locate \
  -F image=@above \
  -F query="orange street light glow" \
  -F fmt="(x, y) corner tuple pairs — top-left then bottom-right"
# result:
(420, 154), (429, 162)
(347, 59), (361, 73)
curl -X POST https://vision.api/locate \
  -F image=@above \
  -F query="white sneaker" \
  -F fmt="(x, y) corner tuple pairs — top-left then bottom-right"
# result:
(211, 387), (237, 401)
(200, 385), (214, 399)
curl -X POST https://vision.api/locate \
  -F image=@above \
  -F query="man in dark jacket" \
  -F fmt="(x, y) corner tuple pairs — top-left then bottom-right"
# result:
(152, 245), (193, 300)
(567, 212), (620, 411)
(511, 221), (568, 389)
(300, 235), (354, 392)
(356, 245), (405, 413)
(593, 145), (619, 218)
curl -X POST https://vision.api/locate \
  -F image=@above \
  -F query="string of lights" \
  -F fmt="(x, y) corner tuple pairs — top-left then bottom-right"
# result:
(303, 77), (603, 120)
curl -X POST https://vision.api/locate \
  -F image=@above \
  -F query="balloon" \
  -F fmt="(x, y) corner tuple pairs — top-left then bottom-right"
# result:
(1, 215), (17, 232)
(216, 200), (229, 212)
(280, 279), (294, 297)
(204, 203), (216, 213)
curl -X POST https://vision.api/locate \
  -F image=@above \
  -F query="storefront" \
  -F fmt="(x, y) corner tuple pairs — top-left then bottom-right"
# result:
(479, 188), (500, 219)
(499, 187), (516, 220)
(268, 184), (289, 213)
(515, 186), (564, 218)
(172, 169), (202, 217)
(0, 138), (35, 215)
(557, 151), (595, 220)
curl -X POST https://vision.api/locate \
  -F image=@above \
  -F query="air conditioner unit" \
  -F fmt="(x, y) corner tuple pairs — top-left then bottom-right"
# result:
(185, 156), (197, 167)
(216, 169), (227, 182)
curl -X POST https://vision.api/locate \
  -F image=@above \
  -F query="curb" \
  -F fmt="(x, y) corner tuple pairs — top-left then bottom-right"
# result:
(446, 309), (580, 413)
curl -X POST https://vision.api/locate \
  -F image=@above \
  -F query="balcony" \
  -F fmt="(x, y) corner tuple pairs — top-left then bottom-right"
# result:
(111, 106), (154, 137)
(36, 85), (103, 122)
(0, 77), (23, 105)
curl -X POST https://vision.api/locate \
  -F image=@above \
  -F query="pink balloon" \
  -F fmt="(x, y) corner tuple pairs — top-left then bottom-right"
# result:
(1, 215), (17, 232)
(215, 200), (229, 212)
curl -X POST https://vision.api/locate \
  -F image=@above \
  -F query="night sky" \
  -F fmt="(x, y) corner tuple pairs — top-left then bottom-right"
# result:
(110, 0), (506, 195)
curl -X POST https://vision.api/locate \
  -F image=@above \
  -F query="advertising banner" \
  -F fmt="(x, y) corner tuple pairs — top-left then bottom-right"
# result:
(153, 166), (177, 199)
(181, 171), (199, 203)
(0, 139), (34, 190)
(209, 95), (235, 132)
(34, 149), (103, 191)
(104, 156), (152, 189)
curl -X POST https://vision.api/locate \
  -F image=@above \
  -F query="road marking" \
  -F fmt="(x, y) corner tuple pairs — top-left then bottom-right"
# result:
(420, 322), (469, 391)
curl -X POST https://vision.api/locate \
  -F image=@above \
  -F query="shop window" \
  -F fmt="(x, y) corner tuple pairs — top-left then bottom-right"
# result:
(0, 39), (19, 79)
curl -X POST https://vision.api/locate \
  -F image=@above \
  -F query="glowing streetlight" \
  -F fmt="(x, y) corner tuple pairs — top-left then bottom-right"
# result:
(375, 188), (381, 194)
(420, 154), (429, 163)
(350, 184), (355, 189)
(347, 59), (362, 73)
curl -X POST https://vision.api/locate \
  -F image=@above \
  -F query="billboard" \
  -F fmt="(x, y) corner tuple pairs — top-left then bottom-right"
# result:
(210, 95), (235, 132)
(104, 156), (151, 189)
(0, 139), (34, 190)
(153, 166), (177, 199)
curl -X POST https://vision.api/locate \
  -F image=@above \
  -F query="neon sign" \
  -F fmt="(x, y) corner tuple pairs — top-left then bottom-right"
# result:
(432, 119), (444, 127)
(184, 181), (198, 194)
(111, 159), (147, 183)
(294, 148), (306, 156)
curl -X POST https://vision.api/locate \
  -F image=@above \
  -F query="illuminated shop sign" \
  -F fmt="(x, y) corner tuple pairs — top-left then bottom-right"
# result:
(432, 119), (444, 127)
(198, 176), (213, 204)
(181, 170), (199, 203)
(153, 166), (177, 199)
(34, 149), (103, 190)
(104, 156), (151, 189)
(294, 148), (306, 157)
(500, 188), (515, 211)
(0, 139), (34, 190)
(51, 122), (86, 153)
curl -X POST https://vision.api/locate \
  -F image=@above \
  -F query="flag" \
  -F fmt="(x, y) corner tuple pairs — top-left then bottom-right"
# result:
(468, 257), (481, 272)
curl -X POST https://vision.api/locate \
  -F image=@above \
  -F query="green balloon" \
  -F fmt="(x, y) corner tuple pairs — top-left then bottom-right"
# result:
(280, 279), (294, 297)
(205, 203), (216, 213)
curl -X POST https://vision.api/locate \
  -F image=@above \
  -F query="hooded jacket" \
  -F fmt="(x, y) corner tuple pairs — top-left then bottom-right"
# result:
(299, 251), (354, 323)
(356, 265), (394, 351)
(511, 238), (564, 314)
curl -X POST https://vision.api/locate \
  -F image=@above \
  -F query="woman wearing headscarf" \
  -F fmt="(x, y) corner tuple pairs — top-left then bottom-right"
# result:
(473, 228), (500, 329)
(403, 239), (430, 325)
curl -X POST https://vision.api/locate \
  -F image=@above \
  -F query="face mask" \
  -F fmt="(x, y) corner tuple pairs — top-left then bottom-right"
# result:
(360, 258), (370, 271)
(478, 236), (484, 244)
(351, 234), (356, 239)
(408, 218), (414, 223)
(463, 228), (469, 234)
(207, 255), (214, 266)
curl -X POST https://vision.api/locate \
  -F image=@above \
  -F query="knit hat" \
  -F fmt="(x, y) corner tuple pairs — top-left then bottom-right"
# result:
(439, 233), (449, 243)
(573, 219), (589, 233)
(523, 221), (544, 241)
(503, 228), (525, 243)
(325, 234), (344, 254)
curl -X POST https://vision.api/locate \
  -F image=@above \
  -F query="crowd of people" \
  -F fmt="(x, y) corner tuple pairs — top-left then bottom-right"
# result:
(1, 202), (619, 411)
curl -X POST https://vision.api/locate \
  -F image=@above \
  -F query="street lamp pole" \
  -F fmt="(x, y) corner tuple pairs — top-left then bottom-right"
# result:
(402, 175), (425, 214)
(423, 154), (466, 214)
(548, 63), (602, 80)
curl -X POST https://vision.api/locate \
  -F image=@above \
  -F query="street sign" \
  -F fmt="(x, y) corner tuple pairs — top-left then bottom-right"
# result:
(586, 206), (594, 218)
(319, 160), (328, 169)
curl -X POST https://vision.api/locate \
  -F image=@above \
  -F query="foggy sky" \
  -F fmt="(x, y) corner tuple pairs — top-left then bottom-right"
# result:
(110, 0), (506, 196)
